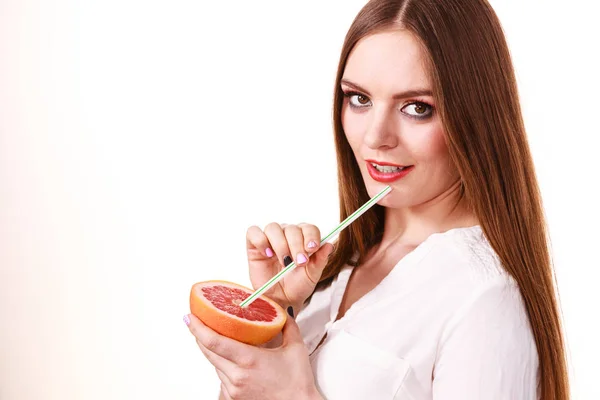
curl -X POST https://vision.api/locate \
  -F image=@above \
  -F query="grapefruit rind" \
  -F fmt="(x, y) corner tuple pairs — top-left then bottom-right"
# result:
(190, 280), (287, 345)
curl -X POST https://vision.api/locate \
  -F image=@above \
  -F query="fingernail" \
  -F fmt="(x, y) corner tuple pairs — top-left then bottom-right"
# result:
(307, 241), (317, 249)
(283, 255), (293, 266)
(265, 248), (274, 257)
(297, 253), (308, 264)
(183, 314), (190, 326)
(287, 306), (294, 318)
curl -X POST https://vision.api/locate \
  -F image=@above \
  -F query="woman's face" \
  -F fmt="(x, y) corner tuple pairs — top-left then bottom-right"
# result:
(341, 29), (460, 209)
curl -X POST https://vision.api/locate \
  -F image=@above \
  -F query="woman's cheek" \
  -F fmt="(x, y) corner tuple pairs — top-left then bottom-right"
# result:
(342, 109), (363, 149)
(408, 124), (448, 162)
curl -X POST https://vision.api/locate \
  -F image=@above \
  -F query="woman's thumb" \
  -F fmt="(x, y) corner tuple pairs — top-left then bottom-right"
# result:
(281, 312), (304, 345)
(306, 243), (334, 278)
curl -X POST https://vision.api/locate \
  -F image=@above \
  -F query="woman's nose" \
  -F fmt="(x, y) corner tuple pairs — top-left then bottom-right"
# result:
(363, 107), (398, 150)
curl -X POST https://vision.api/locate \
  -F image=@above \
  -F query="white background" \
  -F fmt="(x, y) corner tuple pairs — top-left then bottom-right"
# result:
(1, 1), (598, 399)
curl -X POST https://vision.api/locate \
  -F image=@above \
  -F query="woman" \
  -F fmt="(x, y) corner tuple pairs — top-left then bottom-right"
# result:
(185, 0), (570, 399)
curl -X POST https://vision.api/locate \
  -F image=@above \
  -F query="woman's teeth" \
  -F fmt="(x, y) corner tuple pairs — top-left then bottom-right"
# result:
(371, 163), (407, 173)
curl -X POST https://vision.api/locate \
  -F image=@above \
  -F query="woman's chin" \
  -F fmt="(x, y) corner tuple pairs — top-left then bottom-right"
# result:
(362, 180), (412, 208)
(368, 187), (414, 209)
(376, 196), (401, 209)
(364, 181), (391, 195)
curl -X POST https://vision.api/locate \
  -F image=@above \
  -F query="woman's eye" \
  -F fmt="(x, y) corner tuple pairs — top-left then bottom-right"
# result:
(401, 102), (433, 118)
(348, 94), (372, 108)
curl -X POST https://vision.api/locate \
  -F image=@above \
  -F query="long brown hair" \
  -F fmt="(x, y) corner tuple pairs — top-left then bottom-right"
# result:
(308, 0), (570, 398)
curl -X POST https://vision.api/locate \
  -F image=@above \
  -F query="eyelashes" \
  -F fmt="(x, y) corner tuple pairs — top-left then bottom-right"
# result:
(344, 91), (372, 108)
(341, 90), (435, 120)
(401, 102), (434, 119)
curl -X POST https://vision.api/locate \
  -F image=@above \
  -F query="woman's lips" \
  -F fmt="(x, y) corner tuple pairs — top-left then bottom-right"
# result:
(366, 162), (414, 183)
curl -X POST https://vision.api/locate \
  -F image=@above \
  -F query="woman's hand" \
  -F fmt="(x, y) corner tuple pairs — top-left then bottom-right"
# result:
(185, 313), (322, 400)
(246, 223), (334, 310)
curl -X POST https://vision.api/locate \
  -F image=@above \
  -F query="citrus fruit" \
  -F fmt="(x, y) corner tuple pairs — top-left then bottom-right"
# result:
(189, 280), (287, 345)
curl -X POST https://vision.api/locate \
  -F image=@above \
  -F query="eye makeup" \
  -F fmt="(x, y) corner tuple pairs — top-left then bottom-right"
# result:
(341, 89), (435, 121)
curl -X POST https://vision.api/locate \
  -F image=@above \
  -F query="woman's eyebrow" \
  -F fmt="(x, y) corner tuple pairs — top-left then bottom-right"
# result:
(341, 79), (433, 99)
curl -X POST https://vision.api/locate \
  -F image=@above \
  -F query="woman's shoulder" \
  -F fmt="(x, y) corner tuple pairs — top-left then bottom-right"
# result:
(413, 225), (525, 321)
(424, 225), (514, 286)
(421, 226), (535, 353)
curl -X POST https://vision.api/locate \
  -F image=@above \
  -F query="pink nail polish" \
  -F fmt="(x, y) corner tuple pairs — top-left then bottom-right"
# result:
(265, 248), (274, 257)
(307, 241), (317, 249)
(183, 314), (190, 326)
(297, 253), (308, 264)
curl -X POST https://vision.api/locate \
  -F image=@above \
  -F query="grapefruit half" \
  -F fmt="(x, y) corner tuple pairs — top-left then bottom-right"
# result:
(189, 280), (287, 345)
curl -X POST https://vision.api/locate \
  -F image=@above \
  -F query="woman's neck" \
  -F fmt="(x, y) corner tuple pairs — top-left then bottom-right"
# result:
(379, 180), (479, 249)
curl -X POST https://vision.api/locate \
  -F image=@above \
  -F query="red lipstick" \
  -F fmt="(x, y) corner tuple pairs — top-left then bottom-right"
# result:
(365, 160), (414, 183)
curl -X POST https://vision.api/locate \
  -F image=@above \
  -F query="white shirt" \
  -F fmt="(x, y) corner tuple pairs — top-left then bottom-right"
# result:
(295, 226), (539, 400)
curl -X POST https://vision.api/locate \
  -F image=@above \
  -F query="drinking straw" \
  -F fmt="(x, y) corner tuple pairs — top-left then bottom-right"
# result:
(239, 185), (392, 308)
